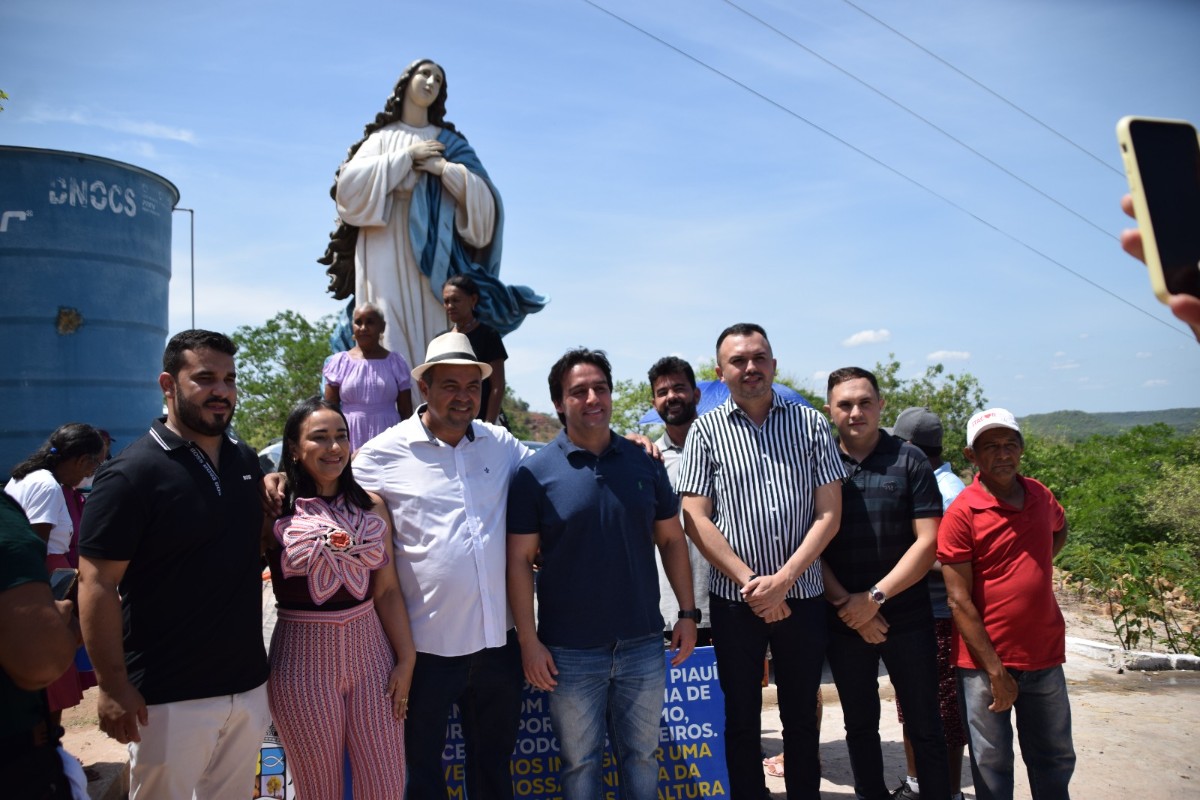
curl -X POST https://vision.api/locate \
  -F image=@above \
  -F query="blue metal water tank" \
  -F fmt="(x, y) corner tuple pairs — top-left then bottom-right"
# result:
(0, 147), (179, 473)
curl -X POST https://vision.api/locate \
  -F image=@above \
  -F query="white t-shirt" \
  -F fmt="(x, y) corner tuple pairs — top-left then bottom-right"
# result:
(5, 469), (70, 555)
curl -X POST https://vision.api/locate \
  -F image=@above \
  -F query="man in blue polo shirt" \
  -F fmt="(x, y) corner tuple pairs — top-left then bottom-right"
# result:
(507, 347), (697, 800)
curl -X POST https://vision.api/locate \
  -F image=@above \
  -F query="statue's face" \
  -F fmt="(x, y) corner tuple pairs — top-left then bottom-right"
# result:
(407, 62), (444, 110)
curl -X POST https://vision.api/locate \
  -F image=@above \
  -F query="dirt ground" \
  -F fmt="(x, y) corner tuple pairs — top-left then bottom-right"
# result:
(62, 593), (1199, 799)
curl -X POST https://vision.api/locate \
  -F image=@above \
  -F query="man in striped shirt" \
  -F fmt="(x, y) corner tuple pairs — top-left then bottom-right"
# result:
(677, 323), (845, 800)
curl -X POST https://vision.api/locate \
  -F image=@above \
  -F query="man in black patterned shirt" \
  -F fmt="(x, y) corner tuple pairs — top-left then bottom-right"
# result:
(677, 323), (845, 800)
(821, 367), (949, 800)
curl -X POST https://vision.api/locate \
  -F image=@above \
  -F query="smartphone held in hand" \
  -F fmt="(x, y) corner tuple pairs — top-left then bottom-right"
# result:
(49, 567), (78, 600)
(1116, 116), (1200, 303)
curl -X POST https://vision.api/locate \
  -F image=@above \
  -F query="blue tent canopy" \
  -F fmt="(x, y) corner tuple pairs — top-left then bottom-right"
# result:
(638, 379), (812, 425)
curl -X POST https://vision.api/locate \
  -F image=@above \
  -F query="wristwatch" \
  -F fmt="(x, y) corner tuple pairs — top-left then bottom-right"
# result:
(868, 585), (887, 606)
(678, 609), (703, 624)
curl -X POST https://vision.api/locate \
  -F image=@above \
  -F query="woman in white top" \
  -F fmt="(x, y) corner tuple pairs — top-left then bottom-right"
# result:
(5, 422), (105, 721)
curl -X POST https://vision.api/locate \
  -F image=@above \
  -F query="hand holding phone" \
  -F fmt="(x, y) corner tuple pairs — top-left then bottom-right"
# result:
(1116, 116), (1200, 304)
(49, 567), (79, 600)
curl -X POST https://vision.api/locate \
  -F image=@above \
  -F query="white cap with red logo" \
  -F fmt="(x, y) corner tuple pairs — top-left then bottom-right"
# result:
(966, 408), (1021, 448)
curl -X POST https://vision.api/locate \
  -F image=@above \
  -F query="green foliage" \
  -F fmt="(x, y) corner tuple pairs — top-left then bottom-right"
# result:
(1063, 541), (1200, 656)
(873, 354), (987, 452)
(1023, 425), (1195, 554)
(229, 311), (335, 450)
(502, 385), (533, 440)
(0, 89), (7, 111)
(1021, 407), (1200, 441)
(611, 378), (652, 435)
(1142, 461), (1200, 558)
(1029, 426), (1200, 655)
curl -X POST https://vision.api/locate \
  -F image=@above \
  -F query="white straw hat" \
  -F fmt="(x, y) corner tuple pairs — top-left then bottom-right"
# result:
(411, 331), (493, 383)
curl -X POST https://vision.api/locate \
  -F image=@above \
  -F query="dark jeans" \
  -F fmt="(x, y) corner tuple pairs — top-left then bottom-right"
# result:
(404, 629), (524, 800)
(827, 623), (949, 800)
(957, 665), (1075, 800)
(710, 594), (827, 800)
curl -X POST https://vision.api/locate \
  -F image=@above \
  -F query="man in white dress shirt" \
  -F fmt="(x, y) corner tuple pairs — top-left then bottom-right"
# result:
(352, 331), (528, 800)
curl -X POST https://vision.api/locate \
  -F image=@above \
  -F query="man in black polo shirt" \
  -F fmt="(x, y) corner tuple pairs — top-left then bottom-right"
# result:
(79, 330), (270, 798)
(821, 367), (949, 800)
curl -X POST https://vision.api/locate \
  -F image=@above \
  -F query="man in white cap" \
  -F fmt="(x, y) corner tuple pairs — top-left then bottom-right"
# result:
(938, 408), (1074, 800)
(352, 331), (529, 800)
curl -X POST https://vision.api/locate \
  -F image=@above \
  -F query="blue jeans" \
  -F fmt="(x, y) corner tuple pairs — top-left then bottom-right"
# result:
(403, 630), (524, 800)
(710, 594), (827, 800)
(827, 623), (949, 800)
(957, 665), (1075, 800)
(547, 633), (664, 800)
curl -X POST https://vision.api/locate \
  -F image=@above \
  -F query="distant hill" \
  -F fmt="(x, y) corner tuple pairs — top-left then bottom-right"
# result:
(1019, 408), (1200, 441)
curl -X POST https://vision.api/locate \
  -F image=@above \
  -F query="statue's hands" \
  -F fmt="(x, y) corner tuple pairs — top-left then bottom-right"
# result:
(409, 139), (445, 166)
(415, 157), (447, 176)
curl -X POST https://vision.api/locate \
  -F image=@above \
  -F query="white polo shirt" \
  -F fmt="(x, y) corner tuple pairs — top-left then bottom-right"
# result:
(353, 409), (530, 657)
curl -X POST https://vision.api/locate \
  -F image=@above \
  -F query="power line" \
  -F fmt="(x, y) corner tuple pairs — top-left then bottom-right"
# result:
(577, 0), (1187, 338)
(838, 0), (1123, 177)
(720, 0), (1115, 241)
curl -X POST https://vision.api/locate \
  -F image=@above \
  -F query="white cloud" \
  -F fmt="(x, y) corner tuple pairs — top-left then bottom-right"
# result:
(811, 370), (830, 383)
(842, 329), (890, 347)
(1136, 352), (1152, 359)
(926, 350), (970, 361)
(1051, 360), (1080, 370)
(1054, 351), (1067, 357)
(25, 106), (197, 144)
(1143, 379), (1168, 388)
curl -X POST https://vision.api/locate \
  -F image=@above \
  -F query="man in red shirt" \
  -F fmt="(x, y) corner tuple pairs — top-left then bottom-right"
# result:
(938, 408), (1074, 800)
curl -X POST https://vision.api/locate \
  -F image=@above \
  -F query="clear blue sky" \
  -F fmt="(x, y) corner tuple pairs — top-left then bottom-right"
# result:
(4, 0), (1198, 418)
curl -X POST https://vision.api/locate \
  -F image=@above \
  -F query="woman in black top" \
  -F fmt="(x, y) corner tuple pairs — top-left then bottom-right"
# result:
(441, 274), (508, 423)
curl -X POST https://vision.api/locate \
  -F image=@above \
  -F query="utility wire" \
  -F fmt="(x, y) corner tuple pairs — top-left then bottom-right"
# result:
(577, 0), (1187, 338)
(839, 0), (1124, 176)
(720, 0), (1115, 241)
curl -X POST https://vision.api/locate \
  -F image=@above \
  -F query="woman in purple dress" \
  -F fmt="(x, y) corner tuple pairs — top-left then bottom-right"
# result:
(323, 303), (414, 450)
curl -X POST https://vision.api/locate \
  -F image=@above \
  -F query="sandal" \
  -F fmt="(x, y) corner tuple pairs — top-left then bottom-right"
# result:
(763, 754), (785, 778)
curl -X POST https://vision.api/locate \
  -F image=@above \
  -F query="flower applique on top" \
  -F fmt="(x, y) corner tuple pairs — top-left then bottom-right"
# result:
(273, 495), (389, 605)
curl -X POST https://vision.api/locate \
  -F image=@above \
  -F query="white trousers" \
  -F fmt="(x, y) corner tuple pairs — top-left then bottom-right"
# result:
(129, 682), (270, 800)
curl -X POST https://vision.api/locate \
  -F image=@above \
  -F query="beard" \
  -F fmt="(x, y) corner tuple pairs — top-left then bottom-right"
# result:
(174, 385), (234, 437)
(660, 400), (698, 426)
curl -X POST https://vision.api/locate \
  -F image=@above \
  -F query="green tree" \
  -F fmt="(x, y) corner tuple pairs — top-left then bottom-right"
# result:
(0, 89), (8, 112)
(502, 384), (534, 441)
(1021, 425), (1200, 655)
(1142, 458), (1200, 557)
(873, 354), (987, 452)
(229, 311), (334, 449)
(1022, 424), (1193, 557)
(611, 378), (652, 435)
